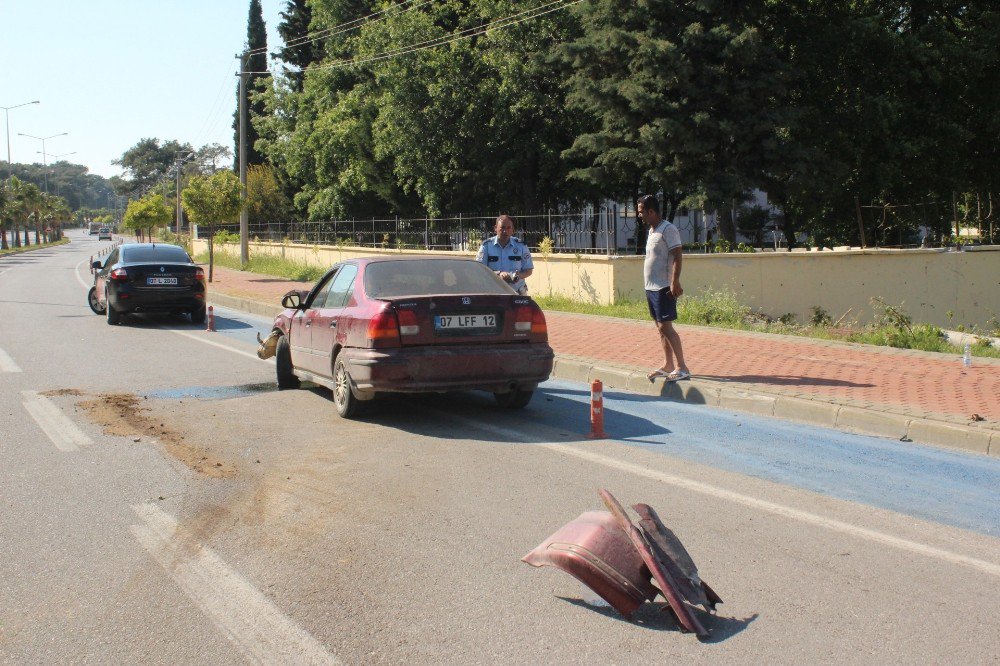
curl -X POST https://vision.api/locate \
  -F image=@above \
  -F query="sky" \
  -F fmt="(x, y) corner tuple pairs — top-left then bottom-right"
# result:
(1, 1), (286, 179)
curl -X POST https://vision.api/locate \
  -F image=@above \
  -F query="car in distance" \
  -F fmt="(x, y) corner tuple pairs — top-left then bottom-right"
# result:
(90, 243), (206, 325)
(267, 257), (554, 417)
(98, 227), (112, 240)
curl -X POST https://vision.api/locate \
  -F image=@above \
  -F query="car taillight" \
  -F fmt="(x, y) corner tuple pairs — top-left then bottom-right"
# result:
(367, 307), (400, 346)
(109, 268), (128, 281)
(514, 306), (533, 332)
(397, 309), (419, 336)
(531, 306), (548, 336)
(194, 267), (205, 281)
(516, 303), (547, 339)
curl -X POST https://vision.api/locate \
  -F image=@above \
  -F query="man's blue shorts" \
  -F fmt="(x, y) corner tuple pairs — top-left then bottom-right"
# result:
(646, 288), (678, 322)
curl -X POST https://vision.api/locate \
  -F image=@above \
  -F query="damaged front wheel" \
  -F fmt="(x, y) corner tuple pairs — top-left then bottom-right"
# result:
(275, 335), (300, 390)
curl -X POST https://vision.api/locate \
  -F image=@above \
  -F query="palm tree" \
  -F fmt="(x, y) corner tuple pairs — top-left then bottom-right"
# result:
(45, 196), (71, 241)
(22, 184), (43, 247)
(6, 177), (29, 247)
(0, 180), (9, 250)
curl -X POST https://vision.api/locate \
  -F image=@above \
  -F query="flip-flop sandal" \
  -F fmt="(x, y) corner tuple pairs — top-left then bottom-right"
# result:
(647, 369), (673, 381)
(665, 370), (691, 382)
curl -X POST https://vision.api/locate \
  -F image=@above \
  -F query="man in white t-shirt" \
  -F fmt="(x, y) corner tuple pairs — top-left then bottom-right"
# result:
(639, 194), (691, 381)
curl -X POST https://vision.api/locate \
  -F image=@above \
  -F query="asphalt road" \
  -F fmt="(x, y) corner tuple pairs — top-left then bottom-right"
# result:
(2, 231), (999, 664)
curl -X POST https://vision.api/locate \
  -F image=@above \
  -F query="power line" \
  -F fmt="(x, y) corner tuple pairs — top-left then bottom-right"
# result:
(243, 0), (580, 75)
(247, 0), (436, 57)
(312, 0), (580, 72)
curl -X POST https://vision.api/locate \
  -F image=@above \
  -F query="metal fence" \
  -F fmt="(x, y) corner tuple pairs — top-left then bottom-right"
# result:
(201, 207), (646, 255)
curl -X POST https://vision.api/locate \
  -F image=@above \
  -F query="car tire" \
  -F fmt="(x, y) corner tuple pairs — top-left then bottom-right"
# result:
(275, 335), (300, 390)
(106, 293), (121, 325)
(88, 287), (105, 314)
(190, 306), (206, 325)
(494, 388), (534, 409)
(333, 355), (365, 418)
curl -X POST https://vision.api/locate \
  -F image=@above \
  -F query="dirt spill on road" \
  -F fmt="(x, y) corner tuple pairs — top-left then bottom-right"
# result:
(64, 390), (236, 479)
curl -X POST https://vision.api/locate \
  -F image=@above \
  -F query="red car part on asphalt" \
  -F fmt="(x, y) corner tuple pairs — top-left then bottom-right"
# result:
(522, 489), (721, 637)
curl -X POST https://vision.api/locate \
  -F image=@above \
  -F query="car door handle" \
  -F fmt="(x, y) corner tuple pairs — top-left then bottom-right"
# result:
(305, 320), (312, 327)
(329, 321), (337, 328)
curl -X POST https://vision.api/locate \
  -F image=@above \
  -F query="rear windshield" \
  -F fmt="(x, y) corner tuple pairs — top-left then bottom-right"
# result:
(365, 259), (511, 298)
(122, 245), (192, 264)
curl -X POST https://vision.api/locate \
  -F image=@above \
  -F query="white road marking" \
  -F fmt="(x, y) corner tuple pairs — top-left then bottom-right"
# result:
(446, 414), (1000, 578)
(130, 503), (339, 665)
(171, 330), (269, 362)
(20, 391), (92, 451)
(0, 346), (22, 372)
(74, 258), (93, 290)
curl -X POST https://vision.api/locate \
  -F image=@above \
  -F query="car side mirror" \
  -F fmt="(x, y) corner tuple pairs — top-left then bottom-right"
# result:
(92, 261), (103, 269)
(281, 290), (308, 310)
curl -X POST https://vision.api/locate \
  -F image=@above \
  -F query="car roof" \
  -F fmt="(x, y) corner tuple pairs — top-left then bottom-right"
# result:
(122, 243), (184, 251)
(355, 256), (482, 265)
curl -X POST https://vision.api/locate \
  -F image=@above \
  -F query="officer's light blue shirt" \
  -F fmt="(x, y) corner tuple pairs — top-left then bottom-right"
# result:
(476, 235), (534, 293)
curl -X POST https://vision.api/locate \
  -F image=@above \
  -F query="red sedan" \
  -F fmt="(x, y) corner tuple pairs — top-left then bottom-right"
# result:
(268, 257), (554, 417)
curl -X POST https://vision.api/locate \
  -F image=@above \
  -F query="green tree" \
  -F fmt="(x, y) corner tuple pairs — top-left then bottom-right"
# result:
(0, 180), (9, 250)
(182, 171), (245, 281)
(276, 0), (314, 92)
(235, 0), (271, 169)
(6, 177), (43, 247)
(561, 0), (788, 241)
(123, 194), (172, 242)
(247, 163), (294, 232)
(113, 138), (194, 195)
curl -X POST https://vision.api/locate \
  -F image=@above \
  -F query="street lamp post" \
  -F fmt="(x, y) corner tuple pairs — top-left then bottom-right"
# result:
(1, 100), (40, 180)
(18, 131), (67, 194)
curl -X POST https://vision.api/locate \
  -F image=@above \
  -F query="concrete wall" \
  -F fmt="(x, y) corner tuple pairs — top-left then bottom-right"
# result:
(193, 239), (1000, 329)
(612, 247), (1000, 329)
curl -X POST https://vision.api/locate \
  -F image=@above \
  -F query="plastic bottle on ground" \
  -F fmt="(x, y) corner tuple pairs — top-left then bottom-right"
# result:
(963, 342), (972, 369)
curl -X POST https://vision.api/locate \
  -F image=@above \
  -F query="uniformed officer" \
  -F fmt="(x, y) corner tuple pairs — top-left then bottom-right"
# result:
(476, 214), (534, 295)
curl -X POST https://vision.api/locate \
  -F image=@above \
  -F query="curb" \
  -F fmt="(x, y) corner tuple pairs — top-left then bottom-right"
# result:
(209, 291), (283, 320)
(552, 355), (999, 457)
(207, 290), (998, 457)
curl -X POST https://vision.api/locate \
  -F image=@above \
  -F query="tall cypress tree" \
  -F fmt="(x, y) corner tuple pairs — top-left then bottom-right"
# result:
(276, 0), (313, 92)
(234, 0), (270, 168)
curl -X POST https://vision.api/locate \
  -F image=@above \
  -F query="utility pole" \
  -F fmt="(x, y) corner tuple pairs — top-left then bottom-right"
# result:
(174, 150), (193, 235)
(237, 51), (249, 267)
(176, 160), (183, 235)
(853, 196), (867, 248)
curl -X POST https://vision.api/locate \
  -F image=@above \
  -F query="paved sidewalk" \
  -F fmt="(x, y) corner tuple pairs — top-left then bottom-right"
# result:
(203, 265), (999, 455)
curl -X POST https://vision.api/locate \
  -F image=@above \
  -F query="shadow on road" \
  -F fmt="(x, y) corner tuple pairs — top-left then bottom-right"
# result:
(324, 384), (671, 444)
(557, 596), (757, 642)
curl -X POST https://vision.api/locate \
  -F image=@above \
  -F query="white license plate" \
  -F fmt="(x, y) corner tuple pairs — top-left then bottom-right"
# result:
(435, 314), (496, 330)
(147, 277), (177, 285)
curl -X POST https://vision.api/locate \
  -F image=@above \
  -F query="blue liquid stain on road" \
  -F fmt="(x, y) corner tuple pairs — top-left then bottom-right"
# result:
(539, 380), (1000, 538)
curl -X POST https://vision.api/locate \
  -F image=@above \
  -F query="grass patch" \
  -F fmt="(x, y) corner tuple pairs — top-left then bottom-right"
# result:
(195, 247), (327, 283)
(0, 237), (70, 256)
(536, 288), (1000, 359)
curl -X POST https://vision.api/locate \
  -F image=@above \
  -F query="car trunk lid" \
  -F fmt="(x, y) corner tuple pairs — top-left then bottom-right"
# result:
(124, 263), (200, 289)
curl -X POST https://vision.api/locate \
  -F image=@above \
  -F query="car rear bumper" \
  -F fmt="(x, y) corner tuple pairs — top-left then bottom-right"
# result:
(343, 343), (554, 393)
(108, 287), (204, 313)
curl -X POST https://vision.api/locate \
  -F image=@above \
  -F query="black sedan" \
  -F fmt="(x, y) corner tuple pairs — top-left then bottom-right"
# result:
(89, 243), (206, 325)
